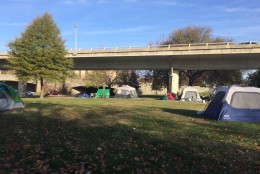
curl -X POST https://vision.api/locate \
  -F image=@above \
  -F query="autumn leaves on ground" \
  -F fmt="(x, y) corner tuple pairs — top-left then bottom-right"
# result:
(0, 98), (259, 174)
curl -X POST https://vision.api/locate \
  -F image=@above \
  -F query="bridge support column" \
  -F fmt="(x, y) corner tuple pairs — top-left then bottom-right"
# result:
(80, 70), (86, 79)
(36, 80), (41, 92)
(74, 70), (86, 79)
(168, 69), (179, 93)
(18, 81), (27, 97)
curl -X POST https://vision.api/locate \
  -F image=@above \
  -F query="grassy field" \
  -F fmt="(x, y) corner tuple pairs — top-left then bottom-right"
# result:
(0, 97), (259, 174)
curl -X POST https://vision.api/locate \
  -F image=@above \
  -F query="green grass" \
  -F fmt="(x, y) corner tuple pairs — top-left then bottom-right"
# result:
(0, 98), (259, 173)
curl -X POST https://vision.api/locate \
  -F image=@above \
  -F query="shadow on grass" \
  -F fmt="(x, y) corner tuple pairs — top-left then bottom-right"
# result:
(194, 121), (260, 139)
(162, 108), (204, 119)
(0, 102), (259, 173)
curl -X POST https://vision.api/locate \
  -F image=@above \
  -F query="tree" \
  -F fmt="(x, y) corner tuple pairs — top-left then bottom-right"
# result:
(181, 70), (206, 86)
(84, 71), (107, 88)
(164, 26), (212, 45)
(104, 71), (118, 88)
(203, 70), (243, 87)
(7, 12), (73, 98)
(84, 70), (118, 88)
(117, 70), (140, 90)
(144, 70), (168, 91)
(247, 70), (260, 87)
(128, 71), (140, 90)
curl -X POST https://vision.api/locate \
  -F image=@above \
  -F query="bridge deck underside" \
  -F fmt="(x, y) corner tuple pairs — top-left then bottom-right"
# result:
(73, 53), (260, 70)
(1, 53), (259, 70)
(0, 59), (8, 70)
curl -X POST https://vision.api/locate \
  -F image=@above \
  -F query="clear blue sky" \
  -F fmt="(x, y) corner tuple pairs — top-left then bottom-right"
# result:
(0, 0), (260, 51)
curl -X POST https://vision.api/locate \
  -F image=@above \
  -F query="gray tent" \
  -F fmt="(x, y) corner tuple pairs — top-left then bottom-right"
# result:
(180, 86), (202, 102)
(115, 85), (138, 98)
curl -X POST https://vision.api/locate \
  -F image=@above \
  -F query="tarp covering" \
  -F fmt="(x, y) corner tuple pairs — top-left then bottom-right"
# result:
(0, 82), (24, 112)
(115, 85), (138, 98)
(203, 86), (260, 122)
(95, 89), (110, 98)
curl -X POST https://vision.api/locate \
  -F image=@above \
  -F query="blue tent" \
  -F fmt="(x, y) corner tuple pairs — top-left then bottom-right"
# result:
(203, 86), (260, 122)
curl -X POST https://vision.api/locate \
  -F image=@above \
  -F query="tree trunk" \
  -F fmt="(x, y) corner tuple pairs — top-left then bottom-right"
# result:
(187, 70), (206, 86)
(40, 77), (44, 99)
(188, 78), (194, 86)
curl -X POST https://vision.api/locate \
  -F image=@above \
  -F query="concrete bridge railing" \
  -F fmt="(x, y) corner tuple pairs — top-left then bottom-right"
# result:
(66, 41), (260, 52)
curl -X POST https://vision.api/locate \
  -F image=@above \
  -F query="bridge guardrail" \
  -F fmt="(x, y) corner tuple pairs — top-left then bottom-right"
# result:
(67, 41), (260, 52)
(1, 41), (260, 58)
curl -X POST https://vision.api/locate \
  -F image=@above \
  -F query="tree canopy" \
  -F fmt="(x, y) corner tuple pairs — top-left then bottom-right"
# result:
(164, 26), (212, 44)
(117, 70), (140, 90)
(247, 70), (260, 87)
(203, 70), (243, 87)
(84, 70), (118, 88)
(144, 70), (168, 91)
(8, 12), (73, 98)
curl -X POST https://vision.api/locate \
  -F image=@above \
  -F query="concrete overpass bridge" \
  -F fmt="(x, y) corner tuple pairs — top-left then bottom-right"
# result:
(1, 41), (260, 93)
(0, 74), (18, 81)
(66, 42), (260, 70)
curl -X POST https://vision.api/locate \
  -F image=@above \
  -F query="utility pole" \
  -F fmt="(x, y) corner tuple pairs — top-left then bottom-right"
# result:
(74, 24), (78, 50)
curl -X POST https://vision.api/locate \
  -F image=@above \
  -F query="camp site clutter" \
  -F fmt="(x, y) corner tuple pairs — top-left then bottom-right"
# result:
(200, 86), (260, 122)
(0, 82), (24, 112)
(161, 93), (177, 100)
(73, 85), (138, 99)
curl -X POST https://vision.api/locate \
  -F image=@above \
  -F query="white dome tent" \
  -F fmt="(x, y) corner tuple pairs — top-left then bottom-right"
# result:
(115, 85), (138, 98)
(180, 86), (202, 102)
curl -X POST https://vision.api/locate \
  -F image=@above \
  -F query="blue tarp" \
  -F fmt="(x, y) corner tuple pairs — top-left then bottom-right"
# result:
(0, 85), (7, 91)
(78, 93), (89, 98)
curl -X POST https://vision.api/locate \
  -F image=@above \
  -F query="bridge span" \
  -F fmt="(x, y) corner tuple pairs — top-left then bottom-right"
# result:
(1, 42), (260, 93)
(65, 42), (260, 70)
(1, 42), (260, 70)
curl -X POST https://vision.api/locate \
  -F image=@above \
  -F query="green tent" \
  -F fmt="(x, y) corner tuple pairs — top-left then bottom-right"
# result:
(0, 82), (24, 112)
(95, 89), (110, 98)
